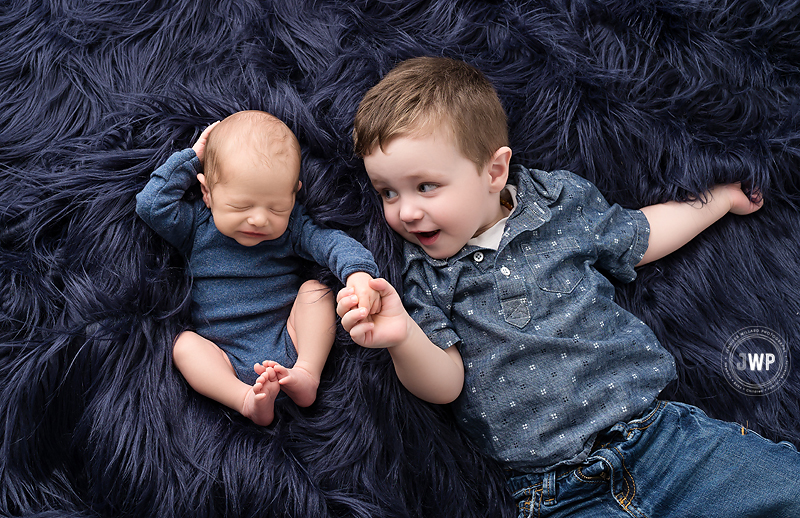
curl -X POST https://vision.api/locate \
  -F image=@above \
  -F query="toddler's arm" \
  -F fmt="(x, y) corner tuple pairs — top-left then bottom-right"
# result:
(337, 278), (464, 404)
(638, 183), (762, 265)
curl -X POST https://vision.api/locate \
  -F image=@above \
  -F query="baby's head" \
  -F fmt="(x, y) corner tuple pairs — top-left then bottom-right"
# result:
(198, 110), (302, 246)
(353, 57), (512, 259)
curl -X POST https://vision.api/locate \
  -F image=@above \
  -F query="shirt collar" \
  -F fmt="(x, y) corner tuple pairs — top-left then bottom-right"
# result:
(507, 164), (562, 228)
(468, 185), (518, 251)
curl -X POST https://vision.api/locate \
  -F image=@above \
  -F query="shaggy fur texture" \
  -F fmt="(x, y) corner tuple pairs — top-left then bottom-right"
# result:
(2, 1), (799, 516)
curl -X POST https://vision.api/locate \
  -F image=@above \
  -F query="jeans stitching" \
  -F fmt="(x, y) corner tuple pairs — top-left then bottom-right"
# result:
(543, 472), (555, 505)
(513, 484), (540, 518)
(625, 400), (666, 432)
(575, 466), (608, 483)
(512, 402), (669, 517)
(613, 447), (635, 508)
(613, 447), (651, 518)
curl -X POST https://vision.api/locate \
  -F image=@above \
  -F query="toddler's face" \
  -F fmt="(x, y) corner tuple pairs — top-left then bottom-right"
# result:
(202, 152), (298, 247)
(364, 129), (507, 260)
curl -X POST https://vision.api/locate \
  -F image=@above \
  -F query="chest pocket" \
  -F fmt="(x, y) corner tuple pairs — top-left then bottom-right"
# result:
(523, 234), (585, 294)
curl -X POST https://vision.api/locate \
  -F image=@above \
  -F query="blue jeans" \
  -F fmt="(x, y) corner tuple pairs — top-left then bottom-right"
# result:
(507, 400), (800, 517)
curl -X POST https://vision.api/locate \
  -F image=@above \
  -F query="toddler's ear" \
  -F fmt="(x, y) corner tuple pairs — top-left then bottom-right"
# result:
(487, 146), (512, 193)
(197, 173), (212, 207)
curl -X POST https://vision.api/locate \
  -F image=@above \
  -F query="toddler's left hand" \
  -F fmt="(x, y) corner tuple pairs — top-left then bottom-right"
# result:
(718, 183), (763, 215)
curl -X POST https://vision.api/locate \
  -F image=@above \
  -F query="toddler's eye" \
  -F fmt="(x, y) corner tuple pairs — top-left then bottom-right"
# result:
(381, 189), (398, 200)
(419, 183), (437, 193)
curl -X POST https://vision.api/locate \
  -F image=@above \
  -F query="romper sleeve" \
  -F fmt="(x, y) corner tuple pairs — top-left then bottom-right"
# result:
(135, 148), (201, 255)
(401, 248), (461, 350)
(288, 204), (380, 283)
(569, 174), (650, 283)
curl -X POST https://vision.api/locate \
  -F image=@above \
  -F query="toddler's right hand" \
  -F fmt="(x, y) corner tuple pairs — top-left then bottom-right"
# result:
(336, 277), (411, 349)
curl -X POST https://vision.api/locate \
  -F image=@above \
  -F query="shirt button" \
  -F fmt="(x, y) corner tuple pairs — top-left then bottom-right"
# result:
(500, 266), (511, 276)
(473, 251), (484, 263)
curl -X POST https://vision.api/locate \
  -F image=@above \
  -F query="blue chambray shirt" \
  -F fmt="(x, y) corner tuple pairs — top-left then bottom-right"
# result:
(402, 165), (676, 472)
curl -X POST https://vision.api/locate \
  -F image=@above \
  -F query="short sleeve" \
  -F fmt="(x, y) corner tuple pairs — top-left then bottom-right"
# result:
(402, 253), (461, 350)
(574, 177), (650, 283)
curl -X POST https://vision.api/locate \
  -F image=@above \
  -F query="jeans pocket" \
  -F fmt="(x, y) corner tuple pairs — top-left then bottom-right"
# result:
(575, 460), (610, 483)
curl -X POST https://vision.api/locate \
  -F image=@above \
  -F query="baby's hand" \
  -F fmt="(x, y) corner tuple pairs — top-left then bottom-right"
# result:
(336, 278), (410, 349)
(191, 121), (220, 164)
(336, 286), (366, 330)
(345, 271), (381, 315)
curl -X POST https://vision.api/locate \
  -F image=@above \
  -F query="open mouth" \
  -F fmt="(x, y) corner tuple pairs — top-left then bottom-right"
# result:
(414, 230), (440, 245)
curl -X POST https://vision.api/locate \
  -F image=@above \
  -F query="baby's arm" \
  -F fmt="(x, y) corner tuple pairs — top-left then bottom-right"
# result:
(337, 278), (464, 404)
(638, 183), (763, 265)
(135, 152), (199, 252)
(191, 121), (219, 163)
(135, 122), (221, 251)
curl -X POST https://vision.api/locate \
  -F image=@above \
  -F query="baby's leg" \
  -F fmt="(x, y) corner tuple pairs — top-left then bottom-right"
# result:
(172, 330), (279, 426)
(276, 280), (336, 407)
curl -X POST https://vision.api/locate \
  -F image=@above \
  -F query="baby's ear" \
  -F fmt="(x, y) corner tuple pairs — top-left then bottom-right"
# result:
(197, 173), (212, 207)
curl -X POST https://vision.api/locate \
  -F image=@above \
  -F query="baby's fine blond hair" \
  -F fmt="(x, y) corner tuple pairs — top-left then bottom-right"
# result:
(204, 110), (301, 189)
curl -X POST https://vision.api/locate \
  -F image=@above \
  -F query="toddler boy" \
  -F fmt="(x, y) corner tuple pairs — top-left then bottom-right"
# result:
(338, 57), (799, 516)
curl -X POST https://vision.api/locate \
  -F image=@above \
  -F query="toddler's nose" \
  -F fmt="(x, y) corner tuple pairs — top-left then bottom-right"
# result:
(399, 201), (423, 222)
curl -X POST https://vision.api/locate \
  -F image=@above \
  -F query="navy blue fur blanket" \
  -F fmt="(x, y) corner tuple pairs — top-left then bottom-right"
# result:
(2, 1), (800, 516)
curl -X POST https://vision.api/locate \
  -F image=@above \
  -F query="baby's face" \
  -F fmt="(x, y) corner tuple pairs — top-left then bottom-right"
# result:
(364, 128), (507, 260)
(203, 153), (298, 247)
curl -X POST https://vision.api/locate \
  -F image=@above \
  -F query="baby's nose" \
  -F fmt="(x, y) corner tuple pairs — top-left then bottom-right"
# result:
(248, 210), (268, 227)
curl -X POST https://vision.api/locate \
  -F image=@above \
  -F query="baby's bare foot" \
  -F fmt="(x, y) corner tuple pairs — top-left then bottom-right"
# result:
(253, 360), (279, 377)
(274, 362), (319, 408)
(242, 367), (280, 426)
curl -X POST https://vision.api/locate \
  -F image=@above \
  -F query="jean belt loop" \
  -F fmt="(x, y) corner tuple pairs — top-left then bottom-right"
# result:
(542, 469), (558, 506)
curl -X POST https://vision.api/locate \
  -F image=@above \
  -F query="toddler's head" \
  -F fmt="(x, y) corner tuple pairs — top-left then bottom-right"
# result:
(353, 57), (512, 259)
(199, 110), (302, 246)
(353, 56), (508, 170)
